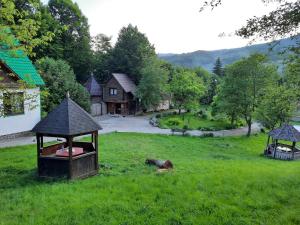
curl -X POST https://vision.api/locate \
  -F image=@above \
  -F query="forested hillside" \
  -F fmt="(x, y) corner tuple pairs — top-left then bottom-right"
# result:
(159, 36), (299, 70)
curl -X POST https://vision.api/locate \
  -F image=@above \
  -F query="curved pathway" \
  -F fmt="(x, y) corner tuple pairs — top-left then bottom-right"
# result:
(96, 115), (261, 137)
(0, 115), (261, 148)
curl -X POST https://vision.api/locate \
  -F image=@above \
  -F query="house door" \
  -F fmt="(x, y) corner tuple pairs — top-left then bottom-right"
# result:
(115, 103), (122, 114)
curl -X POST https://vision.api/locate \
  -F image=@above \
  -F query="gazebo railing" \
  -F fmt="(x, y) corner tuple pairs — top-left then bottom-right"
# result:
(265, 143), (300, 160)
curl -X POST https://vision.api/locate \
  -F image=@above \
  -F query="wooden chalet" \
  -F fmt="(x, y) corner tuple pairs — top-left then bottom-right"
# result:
(32, 95), (102, 179)
(264, 124), (300, 160)
(103, 73), (138, 115)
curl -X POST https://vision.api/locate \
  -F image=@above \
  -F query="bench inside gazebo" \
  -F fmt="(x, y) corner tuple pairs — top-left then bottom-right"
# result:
(32, 95), (102, 179)
(264, 124), (300, 160)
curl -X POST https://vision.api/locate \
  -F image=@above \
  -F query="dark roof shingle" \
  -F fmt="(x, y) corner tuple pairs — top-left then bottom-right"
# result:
(112, 73), (137, 95)
(269, 124), (300, 142)
(84, 75), (102, 96)
(32, 97), (102, 136)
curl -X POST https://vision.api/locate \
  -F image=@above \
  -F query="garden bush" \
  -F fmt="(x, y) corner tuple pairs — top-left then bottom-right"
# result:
(201, 133), (214, 138)
(166, 118), (181, 127)
(156, 114), (161, 119)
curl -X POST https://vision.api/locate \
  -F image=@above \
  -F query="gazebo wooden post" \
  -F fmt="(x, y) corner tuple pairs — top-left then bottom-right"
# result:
(68, 136), (73, 179)
(95, 131), (99, 170)
(265, 135), (270, 154)
(36, 133), (41, 176)
(273, 139), (278, 158)
(292, 142), (296, 160)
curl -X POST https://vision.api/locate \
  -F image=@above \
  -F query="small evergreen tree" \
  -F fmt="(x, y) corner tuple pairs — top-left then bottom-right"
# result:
(212, 57), (224, 77)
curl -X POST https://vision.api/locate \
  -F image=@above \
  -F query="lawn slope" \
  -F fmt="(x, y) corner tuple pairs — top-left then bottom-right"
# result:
(0, 133), (299, 225)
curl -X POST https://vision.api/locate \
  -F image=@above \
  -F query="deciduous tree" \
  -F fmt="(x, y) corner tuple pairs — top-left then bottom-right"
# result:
(214, 54), (279, 136)
(170, 70), (205, 115)
(36, 57), (90, 113)
(109, 24), (156, 84)
(136, 58), (169, 111)
(256, 86), (297, 129)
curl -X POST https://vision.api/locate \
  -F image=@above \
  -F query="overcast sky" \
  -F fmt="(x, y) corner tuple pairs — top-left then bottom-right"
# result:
(44, 0), (279, 53)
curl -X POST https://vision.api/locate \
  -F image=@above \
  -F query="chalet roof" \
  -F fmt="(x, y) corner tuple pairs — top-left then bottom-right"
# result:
(269, 124), (300, 142)
(112, 73), (137, 95)
(32, 97), (102, 136)
(0, 48), (44, 85)
(84, 75), (102, 96)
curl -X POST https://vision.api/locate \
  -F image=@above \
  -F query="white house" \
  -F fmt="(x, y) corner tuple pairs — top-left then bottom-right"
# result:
(0, 49), (44, 137)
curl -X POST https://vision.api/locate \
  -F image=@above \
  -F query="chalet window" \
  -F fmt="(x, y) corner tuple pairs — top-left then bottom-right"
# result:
(109, 88), (117, 96)
(3, 92), (24, 116)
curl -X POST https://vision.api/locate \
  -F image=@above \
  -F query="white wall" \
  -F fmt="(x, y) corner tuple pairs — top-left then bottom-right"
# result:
(0, 88), (41, 136)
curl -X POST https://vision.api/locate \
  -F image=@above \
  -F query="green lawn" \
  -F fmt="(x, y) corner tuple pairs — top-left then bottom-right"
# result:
(0, 133), (300, 225)
(158, 113), (234, 130)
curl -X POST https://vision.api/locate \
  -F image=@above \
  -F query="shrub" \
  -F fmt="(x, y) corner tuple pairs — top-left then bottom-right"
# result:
(224, 125), (237, 130)
(156, 114), (161, 119)
(166, 118), (181, 127)
(36, 57), (91, 113)
(201, 133), (214, 138)
(260, 128), (265, 133)
(201, 113), (208, 119)
(183, 125), (189, 130)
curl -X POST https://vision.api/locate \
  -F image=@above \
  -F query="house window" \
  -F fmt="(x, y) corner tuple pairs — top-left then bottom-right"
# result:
(3, 92), (24, 116)
(109, 88), (117, 96)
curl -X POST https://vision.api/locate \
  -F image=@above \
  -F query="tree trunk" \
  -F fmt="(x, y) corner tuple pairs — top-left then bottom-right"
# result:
(178, 108), (181, 115)
(246, 118), (252, 137)
(230, 115), (234, 126)
(145, 159), (173, 169)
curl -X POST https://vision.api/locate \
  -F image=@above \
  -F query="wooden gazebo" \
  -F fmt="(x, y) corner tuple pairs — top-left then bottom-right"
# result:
(32, 96), (102, 179)
(265, 124), (300, 160)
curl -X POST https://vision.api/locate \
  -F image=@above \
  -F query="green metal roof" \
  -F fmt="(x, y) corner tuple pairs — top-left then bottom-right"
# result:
(0, 49), (44, 85)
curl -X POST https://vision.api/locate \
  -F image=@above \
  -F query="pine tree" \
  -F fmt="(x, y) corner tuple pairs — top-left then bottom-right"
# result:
(212, 57), (224, 77)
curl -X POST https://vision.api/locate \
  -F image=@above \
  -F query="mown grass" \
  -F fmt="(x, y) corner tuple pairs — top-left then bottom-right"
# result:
(158, 113), (233, 130)
(0, 133), (300, 225)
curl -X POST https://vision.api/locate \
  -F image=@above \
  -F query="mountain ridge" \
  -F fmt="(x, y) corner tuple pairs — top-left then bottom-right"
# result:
(158, 37), (299, 71)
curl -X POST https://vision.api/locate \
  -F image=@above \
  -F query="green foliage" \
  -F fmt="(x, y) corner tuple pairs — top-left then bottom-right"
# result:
(1, 133), (299, 225)
(92, 33), (112, 83)
(36, 57), (90, 113)
(45, 0), (93, 82)
(236, 1), (300, 41)
(256, 86), (297, 129)
(212, 57), (224, 77)
(159, 112), (234, 131)
(214, 54), (279, 136)
(284, 57), (300, 100)
(165, 118), (181, 128)
(0, 0), (54, 56)
(136, 58), (169, 111)
(109, 24), (156, 84)
(170, 70), (205, 113)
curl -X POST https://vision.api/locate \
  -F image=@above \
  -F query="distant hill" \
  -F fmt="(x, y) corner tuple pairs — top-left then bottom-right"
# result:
(158, 37), (299, 71)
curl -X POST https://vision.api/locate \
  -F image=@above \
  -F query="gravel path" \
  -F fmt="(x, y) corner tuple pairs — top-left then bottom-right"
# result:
(0, 115), (261, 148)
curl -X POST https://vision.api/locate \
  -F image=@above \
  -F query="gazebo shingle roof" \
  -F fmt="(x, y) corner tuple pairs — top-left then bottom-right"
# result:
(84, 75), (102, 96)
(32, 97), (102, 136)
(269, 124), (300, 142)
